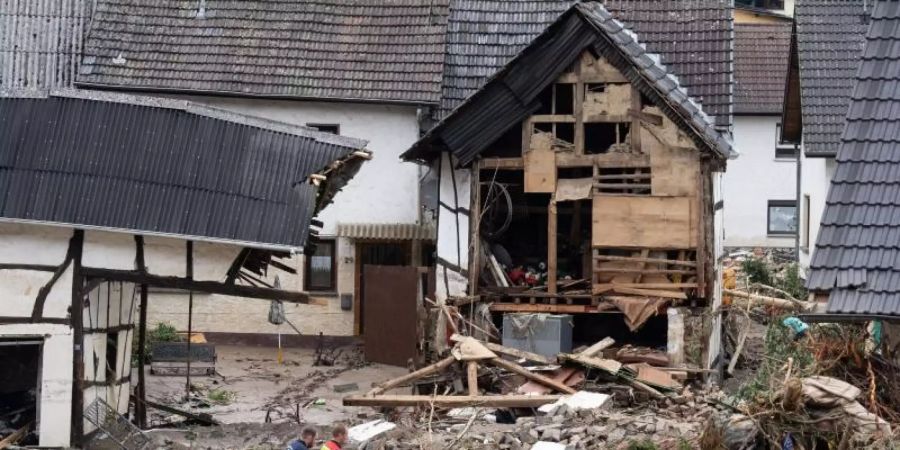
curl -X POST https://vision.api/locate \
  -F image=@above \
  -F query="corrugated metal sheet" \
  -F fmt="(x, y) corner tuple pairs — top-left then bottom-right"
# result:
(436, 0), (733, 129)
(791, 0), (869, 157)
(734, 22), (792, 115)
(0, 92), (367, 250)
(76, 0), (450, 105)
(0, 0), (91, 94)
(404, 2), (732, 165)
(336, 223), (436, 241)
(805, 0), (900, 316)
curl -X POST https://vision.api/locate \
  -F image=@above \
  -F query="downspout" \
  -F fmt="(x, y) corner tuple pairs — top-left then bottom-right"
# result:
(795, 143), (801, 262)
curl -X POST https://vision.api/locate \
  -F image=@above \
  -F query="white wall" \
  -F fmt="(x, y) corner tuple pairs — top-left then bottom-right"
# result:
(799, 154), (837, 270)
(434, 153), (471, 302)
(723, 115), (797, 248)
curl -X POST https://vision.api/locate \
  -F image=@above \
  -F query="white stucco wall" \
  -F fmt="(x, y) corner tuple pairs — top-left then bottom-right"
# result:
(723, 115), (797, 248)
(434, 153), (472, 302)
(799, 153), (837, 270)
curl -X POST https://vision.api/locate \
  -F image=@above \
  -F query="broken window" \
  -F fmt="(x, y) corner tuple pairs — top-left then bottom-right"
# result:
(584, 123), (630, 154)
(305, 239), (336, 291)
(767, 200), (798, 235)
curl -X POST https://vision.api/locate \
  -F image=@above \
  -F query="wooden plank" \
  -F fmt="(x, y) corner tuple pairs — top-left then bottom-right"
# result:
(0, 423), (30, 449)
(343, 395), (562, 408)
(143, 399), (218, 425)
(581, 337), (615, 357)
(559, 353), (622, 375)
(469, 170), (482, 294)
(450, 334), (553, 365)
(524, 131), (556, 193)
(628, 108), (663, 126)
(530, 114), (576, 123)
(610, 286), (688, 300)
(594, 173), (651, 181)
(548, 197), (558, 295)
(467, 361), (479, 396)
(594, 255), (698, 267)
(593, 183), (651, 190)
(591, 195), (694, 248)
(479, 158), (524, 170)
(489, 358), (577, 394)
(595, 268), (695, 275)
(556, 152), (649, 168)
(368, 356), (457, 395)
(592, 282), (697, 294)
(556, 178), (593, 201)
(489, 303), (620, 314)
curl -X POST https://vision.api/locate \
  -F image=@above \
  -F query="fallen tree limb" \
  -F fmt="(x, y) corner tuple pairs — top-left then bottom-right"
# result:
(343, 394), (561, 408)
(724, 289), (813, 310)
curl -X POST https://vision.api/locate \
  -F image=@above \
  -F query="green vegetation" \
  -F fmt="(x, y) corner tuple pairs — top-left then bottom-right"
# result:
(207, 388), (237, 405)
(737, 317), (815, 401)
(626, 440), (659, 450)
(740, 257), (808, 301)
(132, 322), (183, 366)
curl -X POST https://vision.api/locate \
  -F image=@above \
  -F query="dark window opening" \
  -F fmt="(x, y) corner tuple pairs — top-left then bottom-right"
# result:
(554, 84), (574, 115)
(775, 123), (797, 158)
(584, 123), (630, 154)
(736, 0), (784, 10)
(305, 239), (336, 291)
(106, 332), (118, 382)
(558, 167), (594, 179)
(586, 83), (606, 95)
(536, 85), (553, 115)
(482, 123), (523, 157)
(556, 122), (575, 144)
(534, 122), (553, 133)
(0, 339), (41, 445)
(306, 123), (340, 134)
(767, 200), (797, 235)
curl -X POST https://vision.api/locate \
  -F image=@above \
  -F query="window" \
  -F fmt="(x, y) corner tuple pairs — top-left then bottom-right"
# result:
(305, 240), (336, 291)
(306, 123), (340, 134)
(768, 200), (798, 235)
(802, 194), (811, 248)
(775, 123), (797, 158)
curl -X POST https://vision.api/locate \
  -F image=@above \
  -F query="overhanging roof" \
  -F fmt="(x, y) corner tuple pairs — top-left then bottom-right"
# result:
(0, 90), (369, 251)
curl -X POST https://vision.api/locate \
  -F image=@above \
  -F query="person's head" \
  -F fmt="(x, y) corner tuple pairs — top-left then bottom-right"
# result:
(332, 424), (348, 445)
(301, 428), (317, 446)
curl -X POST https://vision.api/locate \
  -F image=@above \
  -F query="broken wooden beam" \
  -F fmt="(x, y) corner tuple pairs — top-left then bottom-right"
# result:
(592, 282), (697, 294)
(610, 286), (688, 300)
(0, 423), (30, 449)
(723, 289), (812, 310)
(343, 394), (562, 408)
(489, 358), (577, 394)
(467, 361), (479, 396)
(581, 337), (615, 357)
(450, 334), (553, 365)
(368, 356), (457, 396)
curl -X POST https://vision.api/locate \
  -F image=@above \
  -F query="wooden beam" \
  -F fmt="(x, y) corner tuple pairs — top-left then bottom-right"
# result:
(450, 334), (553, 365)
(594, 255), (698, 267)
(136, 284), (148, 429)
(489, 358), (577, 394)
(343, 394), (562, 408)
(628, 108), (663, 126)
(581, 337), (615, 357)
(467, 361), (479, 396)
(80, 267), (308, 303)
(489, 303), (621, 314)
(547, 197), (558, 296)
(592, 282), (697, 294)
(0, 316), (69, 325)
(478, 157), (524, 170)
(368, 356), (457, 396)
(595, 268), (695, 275)
(594, 173), (651, 181)
(142, 399), (218, 425)
(70, 230), (85, 446)
(610, 286), (688, 300)
(0, 263), (57, 272)
(593, 183), (651, 190)
(0, 423), (30, 449)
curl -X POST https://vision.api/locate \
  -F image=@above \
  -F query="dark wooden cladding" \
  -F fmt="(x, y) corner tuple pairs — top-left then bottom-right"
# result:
(363, 265), (419, 367)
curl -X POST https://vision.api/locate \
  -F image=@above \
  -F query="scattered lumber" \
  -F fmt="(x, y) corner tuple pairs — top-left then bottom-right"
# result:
(581, 337), (615, 357)
(368, 356), (457, 396)
(343, 394), (562, 408)
(489, 358), (577, 394)
(724, 289), (813, 310)
(449, 334), (553, 365)
(727, 324), (749, 375)
(559, 352), (622, 376)
(0, 423), (30, 449)
(609, 286), (687, 300)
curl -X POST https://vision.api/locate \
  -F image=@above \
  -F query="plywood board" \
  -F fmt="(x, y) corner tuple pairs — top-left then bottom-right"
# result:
(524, 131), (556, 193)
(592, 195), (694, 248)
(556, 178), (593, 201)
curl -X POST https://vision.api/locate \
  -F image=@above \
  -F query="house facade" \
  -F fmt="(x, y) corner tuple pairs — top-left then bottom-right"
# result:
(725, 20), (796, 249)
(72, 0), (449, 338)
(405, 1), (733, 370)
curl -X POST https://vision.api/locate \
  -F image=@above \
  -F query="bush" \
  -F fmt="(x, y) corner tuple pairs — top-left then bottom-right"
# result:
(132, 322), (182, 366)
(741, 257), (772, 286)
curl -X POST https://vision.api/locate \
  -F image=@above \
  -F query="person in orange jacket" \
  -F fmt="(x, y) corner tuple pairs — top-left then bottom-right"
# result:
(320, 424), (348, 450)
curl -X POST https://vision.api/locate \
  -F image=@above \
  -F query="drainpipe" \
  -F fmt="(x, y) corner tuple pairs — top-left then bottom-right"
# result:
(795, 143), (801, 262)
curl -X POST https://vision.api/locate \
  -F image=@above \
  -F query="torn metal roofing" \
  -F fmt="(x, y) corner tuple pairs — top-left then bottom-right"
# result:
(1, 0), (91, 94)
(785, 0), (870, 157)
(437, 0), (733, 129)
(76, 0), (450, 105)
(0, 91), (368, 250)
(734, 22), (792, 115)
(403, 2), (733, 166)
(806, 0), (900, 316)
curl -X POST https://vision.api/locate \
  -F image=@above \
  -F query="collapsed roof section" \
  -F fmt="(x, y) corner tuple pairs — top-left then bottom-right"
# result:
(403, 2), (733, 166)
(76, 0), (450, 105)
(806, 1), (900, 316)
(0, 90), (369, 251)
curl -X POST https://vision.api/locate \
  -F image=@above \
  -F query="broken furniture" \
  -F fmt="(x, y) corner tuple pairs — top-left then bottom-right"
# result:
(150, 342), (216, 376)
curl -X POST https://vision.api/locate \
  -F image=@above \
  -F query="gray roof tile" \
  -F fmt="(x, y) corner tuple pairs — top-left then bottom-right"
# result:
(734, 22), (792, 115)
(76, 0), (450, 104)
(806, 1), (900, 316)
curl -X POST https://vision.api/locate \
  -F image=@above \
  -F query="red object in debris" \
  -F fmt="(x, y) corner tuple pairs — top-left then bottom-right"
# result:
(508, 267), (526, 285)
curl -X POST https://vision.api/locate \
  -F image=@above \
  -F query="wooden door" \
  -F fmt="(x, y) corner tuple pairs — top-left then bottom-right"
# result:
(363, 265), (418, 366)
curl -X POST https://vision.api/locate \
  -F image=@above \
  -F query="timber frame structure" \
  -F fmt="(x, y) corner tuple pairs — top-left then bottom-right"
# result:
(403, 2), (730, 365)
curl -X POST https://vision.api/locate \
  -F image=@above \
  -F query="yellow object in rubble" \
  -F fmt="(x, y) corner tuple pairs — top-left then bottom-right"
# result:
(722, 268), (737, 305)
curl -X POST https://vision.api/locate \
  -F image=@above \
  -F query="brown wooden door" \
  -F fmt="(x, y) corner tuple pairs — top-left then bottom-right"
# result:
(363, 265), (418, 366)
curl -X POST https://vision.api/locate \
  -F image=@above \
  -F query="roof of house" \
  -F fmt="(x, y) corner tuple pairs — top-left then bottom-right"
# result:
(806, 0), (900, 316)
(0, 0), (91, 94)
(783, 0), (869, 157)
(734, 22), (792, 115)
(403, 2), (733, 166)
(76, 0), (450, 105)
(437, 0), (733, 129)
(0, 91), (368, 251)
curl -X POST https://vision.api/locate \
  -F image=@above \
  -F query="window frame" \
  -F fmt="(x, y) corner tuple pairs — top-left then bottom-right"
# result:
(306, 123), (340, 135)
(304, 239), (337, 292)
(775, 123), (798, 159)
(767, 200), (798, 236)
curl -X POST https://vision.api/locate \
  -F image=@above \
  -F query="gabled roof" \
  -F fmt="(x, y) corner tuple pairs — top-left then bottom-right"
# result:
(734, 22), (792, 115)
(76, 0), (450, 105)
(0, 91), (368, 251)
(806, 0), (900, 316)
(403, 2), (732, 166)
(781, 0), (869, 157)
(0, 0), (91, 94)
(437, 0), (733, 129)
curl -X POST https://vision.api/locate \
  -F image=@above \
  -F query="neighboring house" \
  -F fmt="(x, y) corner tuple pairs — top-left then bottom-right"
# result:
(735, 0), (796, 20)
(74, 0), (448, 338)
(0, 91), (367, 447)
(806, 0), (900, 318)
(404, 1), (733, 369)
(781, 0), (869, 271)
(725, 21), (796, 248)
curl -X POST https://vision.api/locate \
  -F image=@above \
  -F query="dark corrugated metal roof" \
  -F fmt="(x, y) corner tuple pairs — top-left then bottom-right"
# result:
(734, 22), (792, 115)
(76, 0), (450, 105)
(0, 92), (367, 250)
(403, 2), (732, 166)
(806, 0), (900, 316)
(437, 0), (733, 129)
(790, 0), (870, 157)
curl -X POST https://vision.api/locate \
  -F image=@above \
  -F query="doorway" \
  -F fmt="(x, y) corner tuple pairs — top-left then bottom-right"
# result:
(354, 241), (411, 335)
(0, 338), (42, 445)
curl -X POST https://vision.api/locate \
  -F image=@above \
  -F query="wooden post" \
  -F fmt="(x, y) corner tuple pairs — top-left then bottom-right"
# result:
(467, 361), (479, 396)
(468, 168), (481, 295)
(630, 87), (642, 153)
(136, 284), (148, 429)
(548, 196), (558, 296)
(185, 241), (193, 400)
(69, 230), (85, 446)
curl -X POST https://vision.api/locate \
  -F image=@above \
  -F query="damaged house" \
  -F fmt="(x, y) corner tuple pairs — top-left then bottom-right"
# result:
(0, 91), (368, 447)
(403, 2), (733, 369)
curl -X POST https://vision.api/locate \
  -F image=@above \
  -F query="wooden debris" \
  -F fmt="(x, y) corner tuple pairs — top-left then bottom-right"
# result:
(559, 352), (622, 376)
(467, 361), (479, 396)
(343, 394), (562, 408)
(723, 288), (813, 310)
(449, 334), (553, 365)
(489, 358), (577, 394)
(518, 367), (585, 395)
(368, 356), (456, 396)
(727, 324), (749, 375)
(451, 336), (498, 361)
(631, 363), (681, 390)
(610, 285), (688, 300)
(143, 399), (219, 426)
(581, 337), (615, 357)
(0, 423), (30, 449)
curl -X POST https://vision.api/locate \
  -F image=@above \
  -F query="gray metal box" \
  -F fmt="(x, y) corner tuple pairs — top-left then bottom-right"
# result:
(502, 313), (573, 358)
